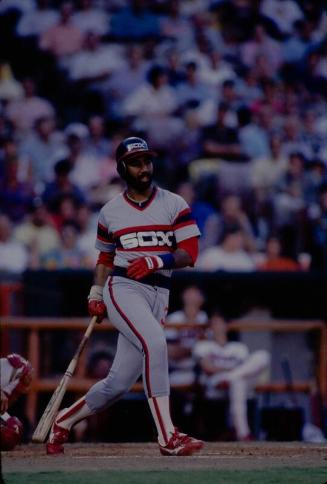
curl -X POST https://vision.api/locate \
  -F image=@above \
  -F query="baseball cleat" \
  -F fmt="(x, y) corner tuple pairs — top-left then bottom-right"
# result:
(159, 429), (204, 456)
(46, 412), (70, 455)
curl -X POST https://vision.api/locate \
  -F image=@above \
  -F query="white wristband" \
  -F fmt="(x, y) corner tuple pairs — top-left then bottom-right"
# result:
(88, 285), (104, 301)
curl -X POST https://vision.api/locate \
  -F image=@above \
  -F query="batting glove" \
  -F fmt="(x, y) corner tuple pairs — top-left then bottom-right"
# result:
(88, 285), (107, 322)
(127, 256), (165, 280)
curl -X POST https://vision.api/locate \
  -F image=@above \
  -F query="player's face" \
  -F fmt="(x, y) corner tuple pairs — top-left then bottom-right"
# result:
(125, 156), (154, 191)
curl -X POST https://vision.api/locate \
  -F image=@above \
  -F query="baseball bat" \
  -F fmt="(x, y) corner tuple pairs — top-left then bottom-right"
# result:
(32, 315), (97, 443)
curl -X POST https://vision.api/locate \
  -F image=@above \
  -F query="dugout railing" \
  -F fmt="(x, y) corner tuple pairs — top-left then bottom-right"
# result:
(0, 317), (326, 428)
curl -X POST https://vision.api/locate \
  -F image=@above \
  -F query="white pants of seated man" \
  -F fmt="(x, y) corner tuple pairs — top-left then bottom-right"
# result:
(207, 350), (271, 439)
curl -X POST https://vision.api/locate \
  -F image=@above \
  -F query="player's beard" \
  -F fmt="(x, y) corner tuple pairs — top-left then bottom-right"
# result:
(125, 171), (153, 192)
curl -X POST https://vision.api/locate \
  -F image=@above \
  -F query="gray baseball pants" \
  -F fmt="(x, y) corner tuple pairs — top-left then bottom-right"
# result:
(86, 275), (170, 412)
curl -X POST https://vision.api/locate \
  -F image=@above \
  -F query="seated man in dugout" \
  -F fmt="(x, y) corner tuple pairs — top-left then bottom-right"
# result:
(193, 313), (270, 441)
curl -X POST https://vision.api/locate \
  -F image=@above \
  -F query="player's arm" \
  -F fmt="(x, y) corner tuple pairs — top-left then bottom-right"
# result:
(127, 237), (199, 280)
(89, 213), (116, 322)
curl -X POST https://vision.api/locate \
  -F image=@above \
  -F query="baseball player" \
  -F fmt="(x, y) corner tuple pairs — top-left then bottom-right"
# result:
(0, 354), (33, 450)
(46, 136), (204, 456)
(193, 313), (270, 441)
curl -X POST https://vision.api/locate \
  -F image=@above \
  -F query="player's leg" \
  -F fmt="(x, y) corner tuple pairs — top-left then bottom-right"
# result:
(107, 278), (203, 455)
(228, 350), (271, 381)
(229, 378), (251, 440)
(228, 351), (270, 440)
(46, 333), (143, 454)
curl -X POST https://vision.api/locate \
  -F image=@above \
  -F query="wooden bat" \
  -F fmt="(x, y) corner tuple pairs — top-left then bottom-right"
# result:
(32, 316), (97, 443)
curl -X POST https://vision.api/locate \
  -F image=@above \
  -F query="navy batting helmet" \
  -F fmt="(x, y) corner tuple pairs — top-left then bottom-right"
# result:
(115, 137), (157, 178)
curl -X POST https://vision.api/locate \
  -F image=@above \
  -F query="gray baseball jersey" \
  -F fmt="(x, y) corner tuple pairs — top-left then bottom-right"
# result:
(86, 186), (200, 412)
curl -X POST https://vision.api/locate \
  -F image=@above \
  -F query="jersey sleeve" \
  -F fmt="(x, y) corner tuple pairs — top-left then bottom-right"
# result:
(172, 195), (201, 243)
(95, 208), (115, 253)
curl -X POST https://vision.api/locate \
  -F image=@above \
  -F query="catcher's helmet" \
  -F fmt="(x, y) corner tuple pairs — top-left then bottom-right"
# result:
(115, 137), (157, 178)
(0, 416), (23, 451)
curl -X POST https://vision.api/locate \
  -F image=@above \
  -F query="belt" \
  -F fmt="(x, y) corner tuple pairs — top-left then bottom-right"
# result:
(112, 266), (171, 290)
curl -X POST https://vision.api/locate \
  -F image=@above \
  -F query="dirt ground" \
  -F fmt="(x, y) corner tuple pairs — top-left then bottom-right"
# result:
(2, 442), (326, 473)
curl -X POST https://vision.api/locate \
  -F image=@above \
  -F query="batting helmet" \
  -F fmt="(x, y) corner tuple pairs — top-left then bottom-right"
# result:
(0, 416), (23, 451)
(115, 137), (157, 178)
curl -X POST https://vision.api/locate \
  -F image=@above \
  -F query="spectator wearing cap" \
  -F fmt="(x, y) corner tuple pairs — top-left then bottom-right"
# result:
(42, 159), (85, 213)
(196, 224), (256, 272)
(19, 115), (65, 185)
(5, 78), (55, 135)
(0, 215), (28, 273)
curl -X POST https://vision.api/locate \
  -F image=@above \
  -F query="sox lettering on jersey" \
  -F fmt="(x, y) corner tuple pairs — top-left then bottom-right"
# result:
(119, 231), (174, 250)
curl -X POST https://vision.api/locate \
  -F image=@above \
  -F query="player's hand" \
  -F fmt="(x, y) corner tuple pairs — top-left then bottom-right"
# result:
(88, 285), (107, 323)
(127, 256), (163, 280)
(1, 390), (8, 414)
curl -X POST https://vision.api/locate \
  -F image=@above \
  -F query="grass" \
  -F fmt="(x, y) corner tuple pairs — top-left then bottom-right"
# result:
(3, 468), (327, 484)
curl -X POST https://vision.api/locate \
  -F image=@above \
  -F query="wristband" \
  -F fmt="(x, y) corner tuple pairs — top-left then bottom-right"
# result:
(158, 253), (176, 269)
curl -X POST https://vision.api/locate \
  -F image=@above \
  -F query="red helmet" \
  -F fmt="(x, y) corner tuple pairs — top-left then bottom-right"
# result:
(115, 137), (157, 178)
(0, 416), (23, 451)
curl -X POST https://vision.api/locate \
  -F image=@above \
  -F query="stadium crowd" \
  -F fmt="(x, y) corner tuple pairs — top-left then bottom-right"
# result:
(0, 0), (326, 273)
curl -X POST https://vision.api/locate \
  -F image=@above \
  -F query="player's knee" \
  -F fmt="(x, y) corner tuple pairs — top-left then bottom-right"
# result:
(252, 350), (271, 369)
(0, 416), (23, 451)
(148, 334), (167, 359)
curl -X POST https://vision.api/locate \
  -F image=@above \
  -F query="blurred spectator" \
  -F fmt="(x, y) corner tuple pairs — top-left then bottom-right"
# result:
(14, 198), (60, 265)
(0, 214), (28, 273)
(240, 23), (282, 71)
(19, 116), (65, 186)
(197, 224), (256, 272)
(193, 313), (270, 441)
(67, 31), (125, 84)
(39, 1), (84, 60)
(273, 152), (307, 228)
(75, 203), (98, 266)
(257, 235), (301, 271)
(63, 123), (103, 193)
(177, 181), (219, 251)
(216, 195), (257, 252)
(16, 0), (58, 37)
(72, 0), (109, 36)
(110, 0), (160, 41)
(159, 0), (194, 50)
(5, 78), (55, 135)
(166, 286), (208, 385)
(307, 183), (327, 270)
(201, 102), (245, 162)
(237, 106), (270, 160)
(250, 135), (288, 203)
(199, 49), (235, 89)
(50, 194), (78, 232)
(42, 159), (85, 213)
(260, 0), (304, 37)
(105, 45), (149, 118)
(176, 61), (210, 112)
(282, 19), (314, 64)
(0, 144), (34, 222)
(85, 115), (111, 158)
(40, 220), (91, 269)
(0, 62), (23, 102)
